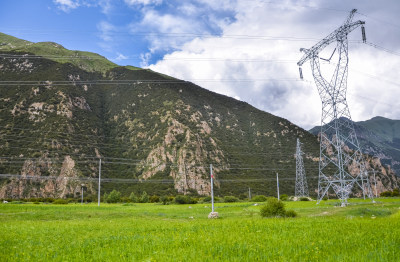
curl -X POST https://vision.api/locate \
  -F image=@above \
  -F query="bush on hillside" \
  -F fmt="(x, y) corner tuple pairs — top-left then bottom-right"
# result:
(260, 197), (297, 218)
(139, 191), (149, 203)
(380, 191), (392, 197)
(174, 195), (197, 204)
(202, 196), (211, 203)
(160, 195), (169, 205)
(238, 194), (248, 200)
(149, 195), (160, 203)
(53, 199), (68, 205)
(251, 195), (267, 202)
(129, 192), (138, 203)
(106, 190), (121, 203)
(280, 194), (288, 201)
(300, 197), (310, 201)
(224, 196), (239, 203)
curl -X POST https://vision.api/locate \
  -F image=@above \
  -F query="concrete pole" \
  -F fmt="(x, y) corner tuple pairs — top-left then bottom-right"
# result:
(276, 173), (280, 200)
(248, 187), (251, 201)
(81, 184), (84, 204)
(98, 158), (101, 206)
(373, 170), (378, 198)
(210, 164), (214, 213)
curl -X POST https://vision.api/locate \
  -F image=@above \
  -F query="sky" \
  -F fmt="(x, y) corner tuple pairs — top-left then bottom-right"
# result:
(0, 0), (399, 129)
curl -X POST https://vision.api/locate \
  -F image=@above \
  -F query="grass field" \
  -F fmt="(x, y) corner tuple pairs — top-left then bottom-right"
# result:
(1, 198), (399, 261)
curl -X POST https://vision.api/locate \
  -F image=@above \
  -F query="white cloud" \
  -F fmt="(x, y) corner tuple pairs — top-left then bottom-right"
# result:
(129, 9), (207, 53)
(98, 0), (113, 14)
(97, 21), (116, 42)
(124, 0), (162, 7)
(140, 52), (152, 67)
(148, 0), (400, 129)
(53, 0), (80, 12)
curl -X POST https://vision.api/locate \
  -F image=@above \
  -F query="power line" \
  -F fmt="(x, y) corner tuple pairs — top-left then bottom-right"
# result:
(364, 41), (400, 57)
(0, 173), (320, 183)
(356, 11), (400, 31)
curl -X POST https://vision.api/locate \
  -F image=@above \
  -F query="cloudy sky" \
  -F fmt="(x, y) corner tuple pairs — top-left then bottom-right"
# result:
(1, 0), (399, 129)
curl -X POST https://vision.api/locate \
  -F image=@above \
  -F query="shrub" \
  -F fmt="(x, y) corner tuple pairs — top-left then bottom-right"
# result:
(300, 197), (310, 201)
(160, 195), (169, 205)
(67, 198), (76, 203)
(260, 197), (297, 218)
(260, 197), (286, 217)
(149, 195), (160, 203)
(285, 209), (298, 217)
(106, 190), (121, 203)
(174, 195), (197, 204)
(224, 196), (239, 203)
(168, 196), (175, 202)
(139, 191), (149, 203)
(129, 192), (138, 203)
(203, 196), (211, 203)
(280, 194), (288, 201)
(103, 193), (108, 202)
(380, 191), (392, 197)
(175, 195), (189, 204)
(43, 198), (55, 203)
(252, 195), (267, 202)
(53, 199), (68, 205)
(120, 197), (130, 203)
(238, 194), (247, 200)
(392, 189), (399, 197)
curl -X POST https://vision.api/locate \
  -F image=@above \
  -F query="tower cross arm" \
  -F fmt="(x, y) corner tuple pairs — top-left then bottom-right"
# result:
(297, 20), (365, 66)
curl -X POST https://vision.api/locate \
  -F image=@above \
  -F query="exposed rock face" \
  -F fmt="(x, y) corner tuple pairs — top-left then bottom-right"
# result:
(0, 156), (90, 199)
(366, 156), (399, 195)
(138, 108), (225, 196)
(315, 132), (399, 196)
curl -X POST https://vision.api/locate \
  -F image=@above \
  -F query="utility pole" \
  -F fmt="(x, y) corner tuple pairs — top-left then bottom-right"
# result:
(297, 9), (374, 206)
(207, 164), (219, 218)
(373, 170), (378, 198)
(210, 164), (214, 213)
(184, 163), (188, 195)
(81, 184), (85, 204)
(248, 187), (251, 201)
(295, 138), (309, 198)
(98, 158), (101, 206)
(276, 173), (280, 200)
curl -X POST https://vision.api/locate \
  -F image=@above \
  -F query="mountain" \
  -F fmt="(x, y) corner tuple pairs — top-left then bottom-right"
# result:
(0, 33), (398, 200)
(309, 116), (400, 178)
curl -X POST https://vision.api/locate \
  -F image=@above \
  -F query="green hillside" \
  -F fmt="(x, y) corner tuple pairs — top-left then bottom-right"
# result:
(0, 33), (397, 200)
(0, 32), (120, 73)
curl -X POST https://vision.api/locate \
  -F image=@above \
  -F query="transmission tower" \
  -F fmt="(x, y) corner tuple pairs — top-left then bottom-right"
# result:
(295, 138), (309, 198)
(297, 9), (373, 206)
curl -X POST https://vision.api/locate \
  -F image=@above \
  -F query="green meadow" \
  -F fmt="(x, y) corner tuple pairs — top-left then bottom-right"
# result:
(1, 199), (399, 261)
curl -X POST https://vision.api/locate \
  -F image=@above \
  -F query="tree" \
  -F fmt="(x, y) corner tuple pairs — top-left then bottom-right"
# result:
(139, 191), (149, 203)
(129, 192), (138, 203)
(106, 190), (121, 203)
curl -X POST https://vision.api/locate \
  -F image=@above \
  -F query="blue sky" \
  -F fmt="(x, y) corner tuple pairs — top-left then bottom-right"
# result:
(1, 0), (399, 129)
(0, 0), (236, 66)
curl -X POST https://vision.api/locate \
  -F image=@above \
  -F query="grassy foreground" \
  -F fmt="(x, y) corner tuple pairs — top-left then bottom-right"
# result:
(1, 199), (399, 261)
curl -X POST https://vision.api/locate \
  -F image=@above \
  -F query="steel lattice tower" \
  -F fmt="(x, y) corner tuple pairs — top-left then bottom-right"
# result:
(295, 138), (309, 198)
(297, 9), (374, 206)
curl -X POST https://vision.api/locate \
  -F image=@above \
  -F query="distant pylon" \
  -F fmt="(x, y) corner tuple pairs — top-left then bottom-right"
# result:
(295, 138), (309, 198)
(297, 9), (374, 206)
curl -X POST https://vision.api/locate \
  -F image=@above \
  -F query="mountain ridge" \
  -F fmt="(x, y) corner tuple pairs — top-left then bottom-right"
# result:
(309, 116), (400, 177)
(0, 32), (398, 199)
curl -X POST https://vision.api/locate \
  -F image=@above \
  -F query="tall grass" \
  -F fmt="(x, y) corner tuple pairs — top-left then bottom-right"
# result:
(1, 199), (399, 261)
